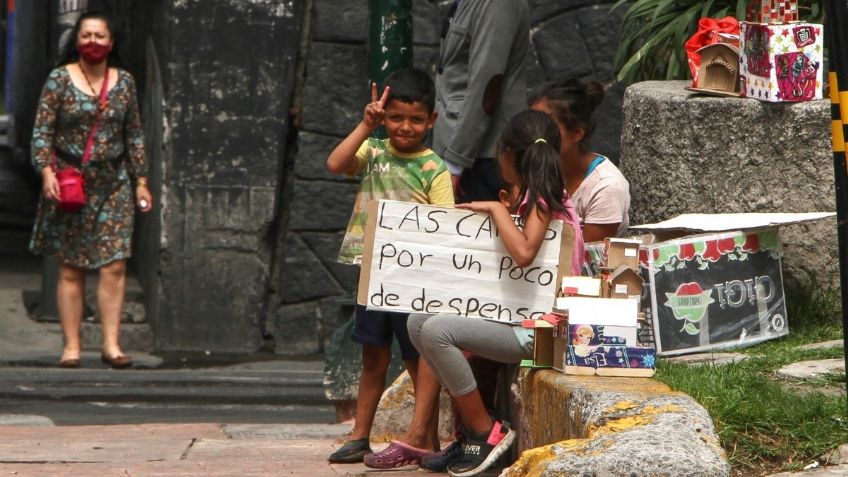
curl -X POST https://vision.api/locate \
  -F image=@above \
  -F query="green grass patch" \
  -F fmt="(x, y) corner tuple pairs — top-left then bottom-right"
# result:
(655, 279), (847, 474)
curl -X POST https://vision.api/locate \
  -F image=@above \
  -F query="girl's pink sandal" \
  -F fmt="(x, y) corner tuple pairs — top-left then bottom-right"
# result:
(363, 440), (434, 469)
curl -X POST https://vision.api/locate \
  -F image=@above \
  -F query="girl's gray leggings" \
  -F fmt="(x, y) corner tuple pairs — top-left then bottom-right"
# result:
(407, 313), (533, 397)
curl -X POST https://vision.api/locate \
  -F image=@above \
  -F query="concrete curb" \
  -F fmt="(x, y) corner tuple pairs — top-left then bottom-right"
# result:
(505, 369), (730, 476)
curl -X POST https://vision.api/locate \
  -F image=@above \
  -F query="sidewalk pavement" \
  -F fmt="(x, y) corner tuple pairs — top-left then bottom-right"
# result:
(0, 423), (447, 477)
(0, 265), (494, 476)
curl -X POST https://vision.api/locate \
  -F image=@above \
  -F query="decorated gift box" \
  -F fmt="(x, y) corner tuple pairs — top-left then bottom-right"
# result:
(552, 297), (655, 376)
(739, 21), (823, 102)
(566, 345), (656, 371)
(746, 0), (799, 24)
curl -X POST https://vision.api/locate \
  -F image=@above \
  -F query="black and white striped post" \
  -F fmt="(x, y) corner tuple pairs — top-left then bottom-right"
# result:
(823, 0), (848, 404)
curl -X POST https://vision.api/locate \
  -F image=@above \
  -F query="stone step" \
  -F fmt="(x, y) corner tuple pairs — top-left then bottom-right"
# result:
(80, 321), (154, 352)
(0, 367), (328, 406)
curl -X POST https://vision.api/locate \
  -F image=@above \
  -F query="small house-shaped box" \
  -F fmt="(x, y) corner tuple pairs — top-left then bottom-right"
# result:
(686, 43), (741, 97)
(521, 313), (566, 368)
(739, 21), (823, 102)
(605, 238), (641, 271)
(604, 265), (644, 300)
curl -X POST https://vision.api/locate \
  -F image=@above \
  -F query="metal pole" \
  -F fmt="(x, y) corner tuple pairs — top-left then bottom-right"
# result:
(822, 0), (848, 405)
(367, 0), (412, 138)
(5, 0), (15, 113)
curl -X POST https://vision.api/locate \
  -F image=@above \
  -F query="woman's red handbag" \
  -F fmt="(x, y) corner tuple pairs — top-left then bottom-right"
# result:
(55, 165), (86, 212)
(53, 67), (110, 212)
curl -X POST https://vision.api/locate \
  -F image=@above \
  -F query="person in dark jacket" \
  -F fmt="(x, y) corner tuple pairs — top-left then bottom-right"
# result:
(433, 0), (531, 203)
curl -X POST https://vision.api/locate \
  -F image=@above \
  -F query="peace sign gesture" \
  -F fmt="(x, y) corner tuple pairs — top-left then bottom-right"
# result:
(362, 82), (391, 130)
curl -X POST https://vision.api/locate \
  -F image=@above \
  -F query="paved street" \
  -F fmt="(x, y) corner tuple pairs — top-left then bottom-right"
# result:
(0, 423), (439, 477)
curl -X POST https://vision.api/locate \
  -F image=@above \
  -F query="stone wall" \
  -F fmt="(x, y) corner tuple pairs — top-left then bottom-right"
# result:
(270, 0), (628, 357)
(142, 0), (303, 352)
(620, 81), (837, 288)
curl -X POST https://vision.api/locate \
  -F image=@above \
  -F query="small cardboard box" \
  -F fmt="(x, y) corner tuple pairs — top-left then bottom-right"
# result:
(739, 22), (823, 102)
(521, 313), (566, 368)
(605, 238), (641, 271)
(552, 297), (650, 375)
(588, 213), (834, 356)
(561, 276), (602, 297)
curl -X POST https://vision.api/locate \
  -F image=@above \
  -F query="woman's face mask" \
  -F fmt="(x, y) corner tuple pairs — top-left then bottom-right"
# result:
(76, 19), (112, 65)
(77, 41), (111, 64)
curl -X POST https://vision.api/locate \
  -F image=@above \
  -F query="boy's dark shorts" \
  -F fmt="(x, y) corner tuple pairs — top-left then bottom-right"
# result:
(351, 305), (420, 360)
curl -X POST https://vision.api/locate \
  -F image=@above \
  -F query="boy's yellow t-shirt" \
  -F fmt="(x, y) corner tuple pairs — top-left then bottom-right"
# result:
(338, 137), (455, 265)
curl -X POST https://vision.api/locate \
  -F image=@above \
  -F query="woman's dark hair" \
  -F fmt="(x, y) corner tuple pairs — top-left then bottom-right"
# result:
(56, 11), (123, 68)
(528, 79), (605, 152)
(498, 110), (566, 221)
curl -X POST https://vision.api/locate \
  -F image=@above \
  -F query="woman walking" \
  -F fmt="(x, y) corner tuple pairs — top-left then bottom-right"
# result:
(30, 11), (152, 368)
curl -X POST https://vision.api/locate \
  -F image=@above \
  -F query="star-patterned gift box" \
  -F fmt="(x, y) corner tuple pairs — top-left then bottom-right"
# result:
(739, 22), (823, 102)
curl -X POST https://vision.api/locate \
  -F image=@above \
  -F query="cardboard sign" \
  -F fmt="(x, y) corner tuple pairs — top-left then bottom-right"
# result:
(358, 200), (573, 323)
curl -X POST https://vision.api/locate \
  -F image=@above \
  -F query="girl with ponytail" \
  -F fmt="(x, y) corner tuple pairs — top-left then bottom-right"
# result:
(396, 110), (583, 477)
(458, 109), (584, 276)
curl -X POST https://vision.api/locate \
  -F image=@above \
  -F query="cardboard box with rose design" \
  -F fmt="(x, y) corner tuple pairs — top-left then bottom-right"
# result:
(585, 213), (834, 356)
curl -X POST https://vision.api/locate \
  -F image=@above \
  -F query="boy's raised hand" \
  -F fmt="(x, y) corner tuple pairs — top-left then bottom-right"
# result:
(363, 82), (390, 129)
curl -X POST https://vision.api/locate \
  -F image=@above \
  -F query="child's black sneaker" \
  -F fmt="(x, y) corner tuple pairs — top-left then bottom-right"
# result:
(420, 438), (464, 472)
(447, 421), (515, 477)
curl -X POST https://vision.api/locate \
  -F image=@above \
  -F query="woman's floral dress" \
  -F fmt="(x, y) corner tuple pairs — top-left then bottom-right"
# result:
(29, 66), (146, 269)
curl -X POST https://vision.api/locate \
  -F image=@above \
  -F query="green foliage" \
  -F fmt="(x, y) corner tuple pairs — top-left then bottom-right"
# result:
(613, 0), (824, 84)
(657, 353), (846, 471)
(655, 280), (846, 473)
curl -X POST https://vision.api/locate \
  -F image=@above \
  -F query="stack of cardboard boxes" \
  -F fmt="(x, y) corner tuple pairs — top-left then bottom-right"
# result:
(523, 238), (657, 377)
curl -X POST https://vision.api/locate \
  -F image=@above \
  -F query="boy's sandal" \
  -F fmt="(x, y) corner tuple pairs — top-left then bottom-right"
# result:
(363, 440), (433, 469)
(328, 437), (372, 464)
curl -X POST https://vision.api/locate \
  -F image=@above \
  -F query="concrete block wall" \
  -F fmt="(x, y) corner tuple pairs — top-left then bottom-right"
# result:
(139, 0), (303, 352)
